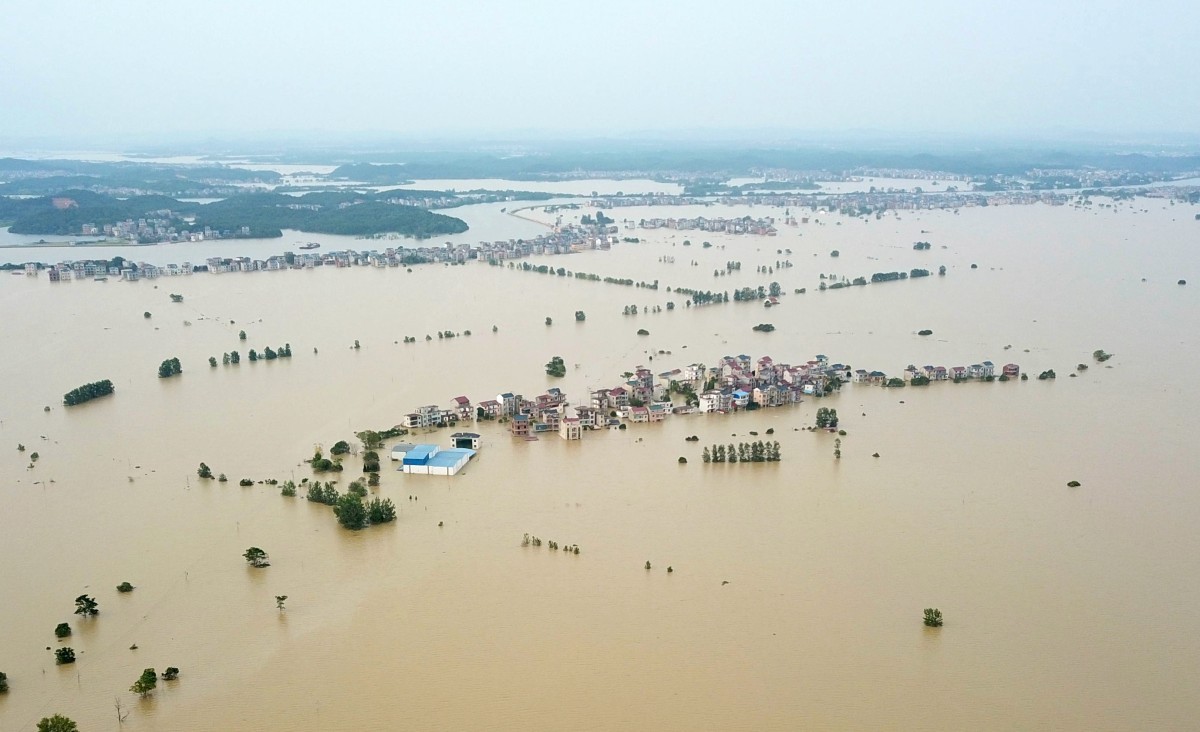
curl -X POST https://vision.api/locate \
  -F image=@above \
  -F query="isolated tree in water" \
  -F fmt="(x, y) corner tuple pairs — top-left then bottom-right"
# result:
(243, 547), (270, 568)
(923, 608), (944, 627)
(74, 594), (98, 616)
(130, 667), (157, 697)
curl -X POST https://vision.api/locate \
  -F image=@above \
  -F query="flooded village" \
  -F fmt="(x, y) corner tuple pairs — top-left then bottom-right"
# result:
(1, 177), (1196, 732)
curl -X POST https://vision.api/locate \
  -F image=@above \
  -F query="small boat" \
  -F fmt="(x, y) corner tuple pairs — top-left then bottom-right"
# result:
(299, 242), (321, 250)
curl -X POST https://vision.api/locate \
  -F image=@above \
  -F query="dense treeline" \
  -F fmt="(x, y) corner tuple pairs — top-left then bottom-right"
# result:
(2, 190), (185, 236)
(0, 157), (281, 196)
(63, 379), (114, 406)
(1, 189), (468, 239)
(192, 194), (468, 238)
(702, 441), (783, 463)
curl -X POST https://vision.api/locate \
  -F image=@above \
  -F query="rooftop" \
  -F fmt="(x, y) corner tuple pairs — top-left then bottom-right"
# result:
(428, 448), (476, 469)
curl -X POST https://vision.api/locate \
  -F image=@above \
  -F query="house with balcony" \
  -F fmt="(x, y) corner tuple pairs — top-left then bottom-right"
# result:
(451, 395), (473, 421)
(573, 406), (600, 429)
(497, 392), (521, 416)
(539, 407), (562, 429)
(404, 404), (444, 429)
(698, 391), (723, 413)
(731, 389), (751, 408)
(559, 416), (582, 440)
(608, 387), (630, 408)
(510, 413), (531, 437)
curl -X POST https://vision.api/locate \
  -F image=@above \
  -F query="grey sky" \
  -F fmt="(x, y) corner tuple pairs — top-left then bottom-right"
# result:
(2, 0), (1198, 143)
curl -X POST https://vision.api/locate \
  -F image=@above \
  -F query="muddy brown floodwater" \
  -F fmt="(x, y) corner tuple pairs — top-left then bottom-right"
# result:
(1, 198), (1198, 731)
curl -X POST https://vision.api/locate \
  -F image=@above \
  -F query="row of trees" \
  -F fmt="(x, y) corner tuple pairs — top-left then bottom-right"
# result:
(248, 344), (293, 361)
(670, 287), (729, 306)
(306, 480), (340, 504)
(733, 286), (768, 301)
(701, 441), (783, 463)
(63, 379), (114, 406)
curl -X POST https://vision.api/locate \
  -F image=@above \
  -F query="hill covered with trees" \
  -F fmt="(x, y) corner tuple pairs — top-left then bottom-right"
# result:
(0, 189), (468, 239)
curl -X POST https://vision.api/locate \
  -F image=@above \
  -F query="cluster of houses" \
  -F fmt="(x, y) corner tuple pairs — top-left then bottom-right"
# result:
(389, 352), (1024, 448)
(633, 216), (778, 235)
(585, 188), (1098, 218)
(29, 221), (632, 282)
(44, 259), (194, 281)
(389, 355), (843, 445)
(898, 361), (1021, 382)
(75, 213), (252, 244)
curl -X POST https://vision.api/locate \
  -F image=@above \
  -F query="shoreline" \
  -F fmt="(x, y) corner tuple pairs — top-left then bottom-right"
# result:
(0, 237), (132, 248)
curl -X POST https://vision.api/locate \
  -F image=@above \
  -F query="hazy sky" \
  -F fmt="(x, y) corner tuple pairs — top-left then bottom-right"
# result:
(2, 0), (1198, 144)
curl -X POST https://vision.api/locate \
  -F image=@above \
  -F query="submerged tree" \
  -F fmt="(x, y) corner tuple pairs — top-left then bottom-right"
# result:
(243, 547), (270, 568)
(367, 497), (397, 524)
(275, 595), (288, 613)
(923, 608), (944, 627)
(157, 357), (182, 378)
(356, 430), (384, 451)
(62, 379), (115, 406)
(54, 622), (71, 638)
(54, 647), (75, 665)
(36, 715), (79, 732)
(130, 668), (157, 698)
(74, 595), (98, 617)
(333, 494), (368, 530)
